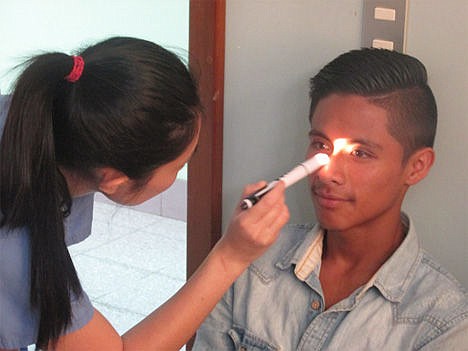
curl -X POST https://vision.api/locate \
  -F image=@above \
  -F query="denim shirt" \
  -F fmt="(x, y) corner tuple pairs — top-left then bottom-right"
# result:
(193, 214), (468, 350)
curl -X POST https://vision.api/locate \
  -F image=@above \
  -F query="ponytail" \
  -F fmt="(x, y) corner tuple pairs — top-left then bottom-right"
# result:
(0, 53), (82, 348)
(1, 36), (200, 348)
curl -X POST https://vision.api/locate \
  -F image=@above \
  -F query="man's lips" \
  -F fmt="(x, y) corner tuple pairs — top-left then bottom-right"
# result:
(312, 189), (351, 208)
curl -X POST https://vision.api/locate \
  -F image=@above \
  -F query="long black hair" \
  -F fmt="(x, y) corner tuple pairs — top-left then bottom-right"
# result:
(0, 37), (200, 348)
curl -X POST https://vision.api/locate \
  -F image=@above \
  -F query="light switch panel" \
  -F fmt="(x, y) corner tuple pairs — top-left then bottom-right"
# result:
(361, 0), (408, 53)
(374, 7), (396, 21)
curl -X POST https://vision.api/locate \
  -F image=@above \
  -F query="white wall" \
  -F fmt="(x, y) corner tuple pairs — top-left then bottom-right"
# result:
(0, 0), (189, 93)
(403, 0), (468, 287)
(0, 0), (190, 180)
(223, 0), (467, 288)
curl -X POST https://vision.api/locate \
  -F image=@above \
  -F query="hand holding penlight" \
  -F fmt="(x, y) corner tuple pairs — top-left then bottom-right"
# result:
(240, 153), (330, 210)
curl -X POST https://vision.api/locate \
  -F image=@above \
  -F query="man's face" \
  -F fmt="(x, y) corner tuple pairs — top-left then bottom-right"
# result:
(307, 93), (409, 233)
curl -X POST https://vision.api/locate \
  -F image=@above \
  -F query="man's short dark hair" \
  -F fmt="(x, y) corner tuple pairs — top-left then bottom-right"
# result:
(309, 48), (437, 161)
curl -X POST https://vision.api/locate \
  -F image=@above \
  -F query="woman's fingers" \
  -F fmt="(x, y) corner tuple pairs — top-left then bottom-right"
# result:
(219, 180), (289, 266)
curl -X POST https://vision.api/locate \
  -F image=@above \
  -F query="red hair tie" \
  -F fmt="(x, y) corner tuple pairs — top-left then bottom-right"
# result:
(65, 55), (85, 83)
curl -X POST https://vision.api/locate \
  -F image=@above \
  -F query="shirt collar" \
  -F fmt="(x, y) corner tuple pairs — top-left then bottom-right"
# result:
(276, 223), (323, 271)
(276, 213), (422, 303)
(373, 213), (422, 302)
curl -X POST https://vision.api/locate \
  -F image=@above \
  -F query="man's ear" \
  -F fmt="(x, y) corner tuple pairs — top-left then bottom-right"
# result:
(96, 167), (129, 195)
(404, 147), (435, 186)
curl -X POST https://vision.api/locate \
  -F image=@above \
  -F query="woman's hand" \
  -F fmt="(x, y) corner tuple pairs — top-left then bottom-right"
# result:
(213, 181), (290, 272)
(54, 181), (289, 351)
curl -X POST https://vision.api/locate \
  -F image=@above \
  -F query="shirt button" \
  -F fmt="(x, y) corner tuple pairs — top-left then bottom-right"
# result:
(311, 299), (321, 310)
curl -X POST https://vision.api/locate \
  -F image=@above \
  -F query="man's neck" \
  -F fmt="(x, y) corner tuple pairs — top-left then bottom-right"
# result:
(323, 213), (405, 270)
(318, 213), (406, 309)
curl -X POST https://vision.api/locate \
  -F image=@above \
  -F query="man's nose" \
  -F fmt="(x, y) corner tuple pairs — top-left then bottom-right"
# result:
(315, 152), (346, 185)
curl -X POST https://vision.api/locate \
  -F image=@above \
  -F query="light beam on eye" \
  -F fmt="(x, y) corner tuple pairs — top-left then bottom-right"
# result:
(332, 138), (354, 155)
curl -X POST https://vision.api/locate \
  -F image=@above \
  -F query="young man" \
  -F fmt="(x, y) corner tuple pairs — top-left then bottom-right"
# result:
(192, 48), (467, 350)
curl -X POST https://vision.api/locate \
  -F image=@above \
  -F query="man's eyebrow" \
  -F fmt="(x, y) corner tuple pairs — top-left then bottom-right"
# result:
(349, 138), (383, 150)
(308, 129), (329, 139)
(308, 129), (383, 150)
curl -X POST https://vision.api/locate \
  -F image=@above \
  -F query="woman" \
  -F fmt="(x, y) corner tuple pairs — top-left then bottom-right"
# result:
(0, 37), (289, 350)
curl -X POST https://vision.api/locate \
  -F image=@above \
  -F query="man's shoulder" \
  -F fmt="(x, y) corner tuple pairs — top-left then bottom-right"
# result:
(398, 250), (467, 329)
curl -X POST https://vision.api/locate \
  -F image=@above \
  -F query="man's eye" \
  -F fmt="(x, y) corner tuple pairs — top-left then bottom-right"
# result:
(311, 141), (332, 152)
(350, 149), (371, 159)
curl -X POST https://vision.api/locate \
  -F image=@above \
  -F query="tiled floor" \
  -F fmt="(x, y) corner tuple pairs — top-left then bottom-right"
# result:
(69, 200), (187, 347)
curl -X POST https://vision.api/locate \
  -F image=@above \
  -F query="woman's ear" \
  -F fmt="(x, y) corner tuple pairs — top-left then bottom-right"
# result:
(404, 147), (435, 186)
(96, 167), (129, 195)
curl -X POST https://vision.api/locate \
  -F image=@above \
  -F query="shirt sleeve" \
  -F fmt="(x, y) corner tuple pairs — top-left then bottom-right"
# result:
(419, 317), (468, 350)
(66, 290), (95, 335)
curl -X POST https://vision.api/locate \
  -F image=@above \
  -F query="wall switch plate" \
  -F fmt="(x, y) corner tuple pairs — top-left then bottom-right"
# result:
(361, 0), (408, 52)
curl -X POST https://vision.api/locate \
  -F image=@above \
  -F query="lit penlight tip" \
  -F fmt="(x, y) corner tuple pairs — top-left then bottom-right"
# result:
(314, 153), (330, 166)
(301, 153), (330, 175)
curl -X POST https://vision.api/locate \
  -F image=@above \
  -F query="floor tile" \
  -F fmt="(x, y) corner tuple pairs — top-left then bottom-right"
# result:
(69, 201), (187, 348)
(81, 230), (186, 281)
(96, 273), (185, 315)
(72, 254), (150, 300)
